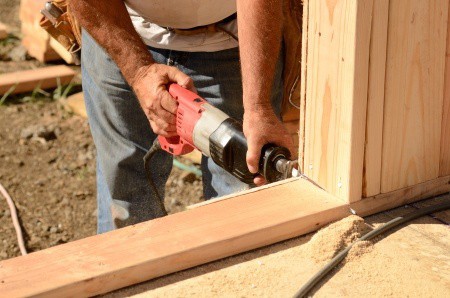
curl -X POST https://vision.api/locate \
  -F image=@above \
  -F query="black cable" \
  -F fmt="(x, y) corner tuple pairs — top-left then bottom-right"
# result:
(293, 199), (450, 298)
(143, 138), (168, 216)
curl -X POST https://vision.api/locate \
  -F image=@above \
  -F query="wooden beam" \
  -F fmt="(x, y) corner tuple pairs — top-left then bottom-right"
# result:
(298, 0), (309, 171)
(303, 0), (373, 202)
(352, 175), (450, 216)
(440, 2), (450, 176)
(381, 0), (449, 192)
(362, 0), (390, 197)
(0, 179), (349, 297)
(0, 66), (76, 95)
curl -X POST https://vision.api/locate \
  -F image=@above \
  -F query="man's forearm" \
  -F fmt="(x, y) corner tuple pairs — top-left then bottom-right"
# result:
(69, 0), (153, 85)
(237, 0), (283, 112)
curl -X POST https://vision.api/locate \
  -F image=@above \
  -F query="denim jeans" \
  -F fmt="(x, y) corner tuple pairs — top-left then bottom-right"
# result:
(81, 31), (283, 233)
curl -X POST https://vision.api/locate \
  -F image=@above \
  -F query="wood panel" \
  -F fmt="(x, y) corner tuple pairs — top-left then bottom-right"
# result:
(0, 179), (349, 297)
(0, 66), (76, 95)
(362, 0), (390, 197)
(303, 0), (373, 202)
(381, 0), (449, 192)
(352, 175), (450, 217)
(440, 2), (450, 176)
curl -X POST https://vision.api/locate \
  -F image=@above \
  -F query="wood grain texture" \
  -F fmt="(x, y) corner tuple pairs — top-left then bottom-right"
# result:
(362, 0), (390, 197)
(352, 175), (450, 217)
(299, 0), (309, 171)
(0, 65), (75, 95)
(0, 179), (349, 297)
(381, 0), (449, 192)
(303, 0), (373, 202)
(440, 2), (450, 176)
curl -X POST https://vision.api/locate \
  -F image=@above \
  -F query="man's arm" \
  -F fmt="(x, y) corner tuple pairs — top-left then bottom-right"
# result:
(237, 0), (294, 184)
(69, 0), (194, 137)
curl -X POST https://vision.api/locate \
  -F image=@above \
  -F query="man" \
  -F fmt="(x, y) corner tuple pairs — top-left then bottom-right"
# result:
(69, 0), (294, 233)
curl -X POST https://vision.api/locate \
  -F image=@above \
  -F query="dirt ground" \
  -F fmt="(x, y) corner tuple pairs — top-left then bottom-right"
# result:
(0, 0), (204, 260)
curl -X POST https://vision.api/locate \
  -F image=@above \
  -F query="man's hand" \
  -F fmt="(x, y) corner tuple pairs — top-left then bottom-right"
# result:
(132, 64), (195, 136)
(243, 107), (295, 186)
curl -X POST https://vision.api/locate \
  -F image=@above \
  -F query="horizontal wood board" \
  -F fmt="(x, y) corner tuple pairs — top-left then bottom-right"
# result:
(0, 65), (75, 95)
(0, 179), (349, 297)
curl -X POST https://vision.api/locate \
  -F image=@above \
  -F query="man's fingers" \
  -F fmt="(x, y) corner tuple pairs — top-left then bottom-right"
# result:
(253, 175), (266, 186)
(160, 91), (178, 114)
(246, 137), (263, 174)
(154, 106), (176, 125)
(149, 116), (177, 137)
(167, 67), (194, 91)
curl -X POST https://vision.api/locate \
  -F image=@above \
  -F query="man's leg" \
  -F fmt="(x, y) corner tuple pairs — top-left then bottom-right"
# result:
(81, 31), (173, 233)
(164, 47), (283, 199)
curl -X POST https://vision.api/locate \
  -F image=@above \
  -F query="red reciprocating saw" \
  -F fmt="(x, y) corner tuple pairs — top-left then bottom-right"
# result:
(156, 84), (298, 184)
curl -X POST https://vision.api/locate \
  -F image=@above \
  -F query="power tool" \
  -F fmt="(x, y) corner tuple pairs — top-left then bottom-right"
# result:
(151, 83), (298, 184)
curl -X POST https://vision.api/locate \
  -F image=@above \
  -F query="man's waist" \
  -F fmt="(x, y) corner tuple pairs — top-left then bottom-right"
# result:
(166, 13), (237, 37)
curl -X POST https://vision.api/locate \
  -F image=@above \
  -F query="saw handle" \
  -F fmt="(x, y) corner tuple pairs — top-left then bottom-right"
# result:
(157, 84), (205, 156)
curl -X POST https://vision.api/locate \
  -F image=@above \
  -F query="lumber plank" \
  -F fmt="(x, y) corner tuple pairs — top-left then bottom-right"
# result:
(0, 179), (349, 297)
(0, 65), (76, 95)
(440, 2), (450, 176)
(351, 175), (450, 217)
(381, 0), (449, 192)
(298, 0), (309, 171)
(362, 0), (389, 197)
(63, 92), (87, 118)
(0, 22), (8, 40)
(303, 0), (373, 202)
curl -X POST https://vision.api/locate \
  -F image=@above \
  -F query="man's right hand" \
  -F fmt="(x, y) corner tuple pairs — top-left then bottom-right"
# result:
(131, 64), (195, 137)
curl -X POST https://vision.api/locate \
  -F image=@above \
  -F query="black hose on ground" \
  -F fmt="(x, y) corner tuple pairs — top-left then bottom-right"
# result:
(293, 199), (450, 298)
(143, 138), (168, 216)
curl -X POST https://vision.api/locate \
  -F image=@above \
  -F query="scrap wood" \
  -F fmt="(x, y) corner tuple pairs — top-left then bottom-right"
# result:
(0, 65), (76, 96)
(0, 22), (8, 40)
(62, 92), (87, 118)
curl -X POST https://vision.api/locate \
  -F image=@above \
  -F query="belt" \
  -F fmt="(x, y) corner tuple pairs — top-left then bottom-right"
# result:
(167, 13), (238, 41)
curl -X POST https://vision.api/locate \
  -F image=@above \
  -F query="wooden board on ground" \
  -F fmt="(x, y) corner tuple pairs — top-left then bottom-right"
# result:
(303, 0), (373, 203)
(63, 92), (87, 118)
(109, 195), (450, 297)
(0, 65), (76, 95)
(0, 179), (350, 297)
(381, 0), (449, 192)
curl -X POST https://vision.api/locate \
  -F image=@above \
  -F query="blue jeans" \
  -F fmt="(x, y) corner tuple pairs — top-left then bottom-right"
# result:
(81, 31), (283, 233)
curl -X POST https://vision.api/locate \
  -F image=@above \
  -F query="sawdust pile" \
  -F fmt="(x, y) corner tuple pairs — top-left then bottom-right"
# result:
(307, 215), (372, 263)
(109, 214), (450, 298)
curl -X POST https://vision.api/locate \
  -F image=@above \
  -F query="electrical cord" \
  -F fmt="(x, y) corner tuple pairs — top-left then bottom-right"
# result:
(143, 138), (168, 216)
(0, 182), (27, 255)
(293, 199), (450, 298)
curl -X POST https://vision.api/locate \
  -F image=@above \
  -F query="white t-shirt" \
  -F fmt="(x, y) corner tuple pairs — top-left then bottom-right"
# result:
(125, 1), (238, 52)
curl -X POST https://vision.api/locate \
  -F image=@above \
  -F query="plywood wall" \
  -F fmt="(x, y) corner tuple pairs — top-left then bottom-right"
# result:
(302, 0), (450, 202)
(380, 0), (448, 193)
(302, 0), (373, 203)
